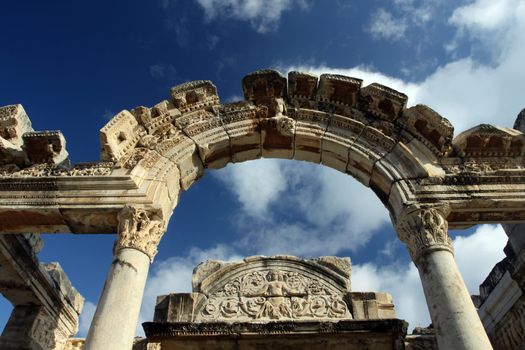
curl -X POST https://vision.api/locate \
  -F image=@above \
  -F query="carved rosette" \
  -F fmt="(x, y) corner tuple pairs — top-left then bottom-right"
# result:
(114, 206), (166, 261)
(395, 207), (453, 264)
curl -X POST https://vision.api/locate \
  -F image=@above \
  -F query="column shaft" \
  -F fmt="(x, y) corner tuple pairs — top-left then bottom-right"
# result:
(84, 206), (166, 350)
(396, 207), (493, 350)
(418, 249), (492, 349)
(84, 248), (150, 350)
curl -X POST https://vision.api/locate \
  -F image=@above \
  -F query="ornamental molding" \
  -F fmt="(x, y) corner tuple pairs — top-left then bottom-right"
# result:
(395, 207), (453, 264)
(115, 206), (166, 261)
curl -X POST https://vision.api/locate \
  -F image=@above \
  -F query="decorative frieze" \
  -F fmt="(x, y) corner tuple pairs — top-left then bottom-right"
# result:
(0, 162), (114, 177)
(115, 206), (166, 261)
(198, 269), (351, 321)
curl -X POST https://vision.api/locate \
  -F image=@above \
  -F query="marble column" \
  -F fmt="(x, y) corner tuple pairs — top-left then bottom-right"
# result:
(396, 207), (493, 350)
(84, 206), (166, 350)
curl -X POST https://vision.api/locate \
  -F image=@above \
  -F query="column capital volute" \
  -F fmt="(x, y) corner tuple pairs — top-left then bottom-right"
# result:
(394, 205), (453, 264)
(114, 205), (167, 262)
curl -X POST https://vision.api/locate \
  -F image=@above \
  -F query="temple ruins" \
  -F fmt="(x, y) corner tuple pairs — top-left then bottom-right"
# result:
(0, 69), (525, 349)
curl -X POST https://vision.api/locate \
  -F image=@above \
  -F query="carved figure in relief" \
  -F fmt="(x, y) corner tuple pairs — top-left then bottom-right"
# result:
(256, 270), (303, 319)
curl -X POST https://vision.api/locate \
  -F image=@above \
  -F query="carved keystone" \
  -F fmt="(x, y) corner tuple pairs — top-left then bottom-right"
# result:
(453, 124), (525, 157)
(287, 71), (318, 108)
(243, 70), (294, 158)
(22, 131), (69, 166)
(397, 104), (454, 156)
(170, 80), (219, 113)
(359, 83), (407, 122)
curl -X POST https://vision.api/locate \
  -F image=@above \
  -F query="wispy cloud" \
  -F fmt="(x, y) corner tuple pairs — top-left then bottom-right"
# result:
(367, 0), (439, 42)
(149, 63), (178, 81)
(368, 8), (408, 41)
(195, 0), (310, 33)
(102, 109), (114, 120)
(207, 34), (220, 50)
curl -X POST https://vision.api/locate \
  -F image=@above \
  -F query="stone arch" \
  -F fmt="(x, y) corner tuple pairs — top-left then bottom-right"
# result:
(100, 70), (451, 219)
(91, 70), (516, 348)
(4, 68), (524, 349)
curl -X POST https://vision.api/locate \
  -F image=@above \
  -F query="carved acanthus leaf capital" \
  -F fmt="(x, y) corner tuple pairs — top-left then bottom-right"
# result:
(395, 207), (453, 264)
(115, 206), (166, 261)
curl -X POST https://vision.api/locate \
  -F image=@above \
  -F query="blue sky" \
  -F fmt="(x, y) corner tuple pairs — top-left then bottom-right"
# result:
(1, 0), (524, 336)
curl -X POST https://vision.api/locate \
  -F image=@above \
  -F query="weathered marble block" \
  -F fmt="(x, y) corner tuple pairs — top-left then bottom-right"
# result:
(292, 108), (331, 163)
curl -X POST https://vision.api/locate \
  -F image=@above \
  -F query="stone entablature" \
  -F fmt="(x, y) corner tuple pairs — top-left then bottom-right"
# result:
(1, 71), (525, 234)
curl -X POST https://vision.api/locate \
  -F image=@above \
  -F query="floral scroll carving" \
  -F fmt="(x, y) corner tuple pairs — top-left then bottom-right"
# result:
(115, 206), (166, 261)
(198, 269), (352, 321)
(395, 207), (453, 264)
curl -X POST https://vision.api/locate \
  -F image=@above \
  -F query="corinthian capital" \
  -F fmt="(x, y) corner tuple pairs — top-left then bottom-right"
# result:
(395, 207), (453, 264)
(115, 206), (166, 261)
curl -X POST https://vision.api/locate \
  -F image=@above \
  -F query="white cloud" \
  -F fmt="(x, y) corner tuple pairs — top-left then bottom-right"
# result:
(450, 0), (519, 32)
(454, 224), (508, 294)
(195, 0), (309, 33)
(448, 0), (524, 64)
(77, 301), (97, 337)
(368, 8), (408, 41)
(224, 94), (244, 103)
(214, 160), (390, 256)
(214, 159), (288, 218)
(353, 261), (428, 328)
(367, 0), (441, 42)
